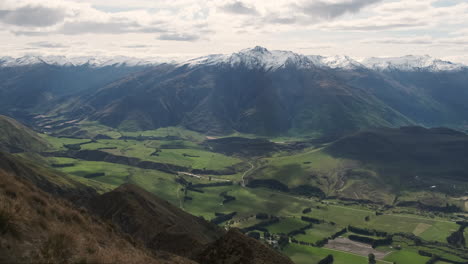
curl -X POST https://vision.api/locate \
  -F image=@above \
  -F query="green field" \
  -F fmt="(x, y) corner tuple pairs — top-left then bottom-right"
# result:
(384, 248), (430, 263)
(295, 223), (344, 244)
(284, 244), (389, 264)
(39, 123), (468, 264)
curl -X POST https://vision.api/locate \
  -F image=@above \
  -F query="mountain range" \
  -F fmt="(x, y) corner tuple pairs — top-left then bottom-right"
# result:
(1, 46), (468, 136)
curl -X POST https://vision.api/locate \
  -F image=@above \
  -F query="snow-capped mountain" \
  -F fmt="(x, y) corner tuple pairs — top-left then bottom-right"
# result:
(180, 47), (465, 72)
(315, 55), (365, 70)
(1, 47), (466, 72)
(0, 55), (178, 68)
(361, 55), (465, 72)
(181, 46), (316, 70)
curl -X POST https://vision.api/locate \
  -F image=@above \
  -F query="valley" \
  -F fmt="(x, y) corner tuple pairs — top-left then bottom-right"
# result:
(1, 46), (468, 264)
(25, 117), (468, 264)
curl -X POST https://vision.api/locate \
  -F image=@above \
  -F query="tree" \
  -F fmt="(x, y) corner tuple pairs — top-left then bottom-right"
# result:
(368, 253), (376, 264)
(318, 254), (334, 264)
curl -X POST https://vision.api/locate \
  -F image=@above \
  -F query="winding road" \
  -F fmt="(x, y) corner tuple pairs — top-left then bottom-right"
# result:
(241, 162), (255, 187)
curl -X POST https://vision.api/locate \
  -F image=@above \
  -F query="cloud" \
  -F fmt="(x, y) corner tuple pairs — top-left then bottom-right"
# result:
(13, 20), (166, 35)
(328, 22), (427, 31)
(296, 0), (383, 19)
(28, 41), (68, 48)
(263, 15), (297, 24)
(0, 5), (66, 27)
(60, 20), (140, 34)
(220, 1), (258, 15)
(158, 33), (199, 41)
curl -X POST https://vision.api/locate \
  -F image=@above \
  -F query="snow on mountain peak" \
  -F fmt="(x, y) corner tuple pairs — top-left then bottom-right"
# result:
(316, 55), (365, 70)
(1, 48), (466, 72)
(361, 55), (465, 72)
(0, 55), (172, 67)
(182, 46), (316, 70)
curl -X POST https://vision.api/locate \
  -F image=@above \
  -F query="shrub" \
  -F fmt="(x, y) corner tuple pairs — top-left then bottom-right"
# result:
(318, 254), (334, 264)
(40, 233), (75, 264)
(0, 206), (19, 238)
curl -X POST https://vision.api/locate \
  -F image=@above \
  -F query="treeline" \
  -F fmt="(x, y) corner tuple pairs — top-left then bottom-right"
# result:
(301, 216), (325, 224)
(396, 201), (461, 213)
(396, 233), (468, 262)
(246, 180), (326, 199)
(330, 228), (347, 239)
(288, 224), (313, 236)
(192, 182), (233, 188)
(446, 224), (466, 248)
(220, 191), (236, 204)
(211, 212), (237, 225)
(348, 225), (388, 237)
(348, 235), (392, 248)
(318, 255), (333, 264)
(63, 140), (95, 150)
(241, 217), (280, 233)
(290, 227), (347, 248)
(418, 250), (467, 264)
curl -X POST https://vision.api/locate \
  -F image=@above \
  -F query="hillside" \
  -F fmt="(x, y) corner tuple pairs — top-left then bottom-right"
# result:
(325, 126), (468, 196)
(0, 150), (295, 264)
(1, 48), (468, 136)
(0, 152), (98, 198)
(90, 184), (294, 263)
(89, 183), (222, 258)
(0, 115), (49, 153)
(0, 159), (195, 264)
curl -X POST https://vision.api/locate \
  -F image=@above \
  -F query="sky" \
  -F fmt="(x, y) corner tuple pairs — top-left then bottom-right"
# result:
(0, 0), (467, 63)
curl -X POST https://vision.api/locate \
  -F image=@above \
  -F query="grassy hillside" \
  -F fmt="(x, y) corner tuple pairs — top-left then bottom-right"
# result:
(0, 115), (49, 153)
(0, 164), (191, 264)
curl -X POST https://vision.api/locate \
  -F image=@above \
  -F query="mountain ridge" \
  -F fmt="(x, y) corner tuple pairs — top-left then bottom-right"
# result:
(2, 46), (466, 72)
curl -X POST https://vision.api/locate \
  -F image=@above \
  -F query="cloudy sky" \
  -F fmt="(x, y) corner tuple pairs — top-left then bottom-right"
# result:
(0, 0), (467, 62)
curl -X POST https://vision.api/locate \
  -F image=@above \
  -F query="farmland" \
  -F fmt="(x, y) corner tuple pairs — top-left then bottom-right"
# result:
(39, 122), (468, 264)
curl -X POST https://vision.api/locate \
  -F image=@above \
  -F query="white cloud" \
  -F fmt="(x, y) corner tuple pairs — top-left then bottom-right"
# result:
(0, 0), (466, 63)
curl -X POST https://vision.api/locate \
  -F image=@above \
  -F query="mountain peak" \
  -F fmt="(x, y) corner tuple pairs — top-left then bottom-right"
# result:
(249, 46), (270, 53)
(361, 55), (465, 72)
(184, 47), (315, 70)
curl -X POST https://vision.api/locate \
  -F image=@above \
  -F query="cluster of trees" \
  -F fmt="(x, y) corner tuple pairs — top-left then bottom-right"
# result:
(330, 228), (347, 239)
(211, 212), (237, 225)
(348, 225), (388, 237)
(219, 191), (236, 204)
(418, 250), (467, 264)
(447, 223), (467, 248)
(192, 182), (233, 188)
(287, 224), (313, 236)
(348, 235), (393, 248)
(318, 255), (333, 264)
(301, 216), (325, 224)
(241, 217), (279, 233)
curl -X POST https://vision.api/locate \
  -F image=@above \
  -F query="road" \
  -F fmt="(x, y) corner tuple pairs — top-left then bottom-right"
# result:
(241, 162), (255, 187)
(177, 171), (232, 182)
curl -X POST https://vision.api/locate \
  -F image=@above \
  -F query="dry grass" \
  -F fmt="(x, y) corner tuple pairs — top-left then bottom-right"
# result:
(0, 168), (188, 264)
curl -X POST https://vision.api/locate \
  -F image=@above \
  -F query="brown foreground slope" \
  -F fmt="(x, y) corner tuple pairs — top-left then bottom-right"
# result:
(89, 183), (222, 258)
(0, 152), (294, 264)
(90, 184), (295, 264)
(0, 166), (195, 264)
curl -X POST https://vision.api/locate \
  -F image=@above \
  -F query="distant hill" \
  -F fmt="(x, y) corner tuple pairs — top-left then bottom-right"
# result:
(0, 115), (49, 153)
(61, 48), (411, 135)
(326, 126), (468, 197)
(2, 48), (468, 136)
